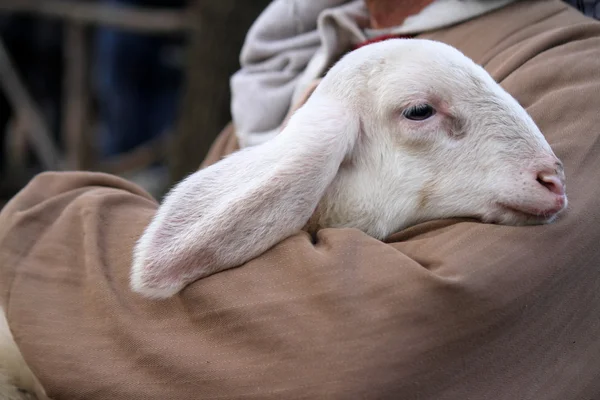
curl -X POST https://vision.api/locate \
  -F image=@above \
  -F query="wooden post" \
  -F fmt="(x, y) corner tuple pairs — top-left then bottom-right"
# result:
(0, 0), (195, 176)
(0, 38), (63, 170)
(0, 0), (194, 34)
(168, 0), (271, 184)
(62, 21), (90, 170)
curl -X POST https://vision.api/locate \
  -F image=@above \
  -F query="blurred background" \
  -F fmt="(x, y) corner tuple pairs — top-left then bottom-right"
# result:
(0, 0), (596, 209)
(0, 0), (270, 206)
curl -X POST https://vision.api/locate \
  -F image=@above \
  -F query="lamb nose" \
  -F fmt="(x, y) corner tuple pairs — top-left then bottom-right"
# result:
(536, 171), (565, 196)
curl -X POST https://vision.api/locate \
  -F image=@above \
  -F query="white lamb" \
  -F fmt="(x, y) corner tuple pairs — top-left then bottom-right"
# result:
(0, 39), (568, 399)
(130, 39), (568, 299)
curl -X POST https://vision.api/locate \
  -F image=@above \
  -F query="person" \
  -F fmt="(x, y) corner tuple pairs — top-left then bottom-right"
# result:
(1, 1), (600, 399)
(94, 0), (185, 158)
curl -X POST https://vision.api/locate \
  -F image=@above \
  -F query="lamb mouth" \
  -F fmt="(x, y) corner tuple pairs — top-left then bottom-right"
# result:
(496, 202), (557, 222)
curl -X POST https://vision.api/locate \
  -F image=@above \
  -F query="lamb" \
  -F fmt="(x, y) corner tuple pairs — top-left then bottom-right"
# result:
(130, 38), (568, 300)
(0, 38), (568, 398)
(0, 309), (48, 399)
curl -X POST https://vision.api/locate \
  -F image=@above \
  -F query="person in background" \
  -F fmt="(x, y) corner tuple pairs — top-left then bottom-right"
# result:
(94, 0), (186, 158)
(93, 0), (187, 197)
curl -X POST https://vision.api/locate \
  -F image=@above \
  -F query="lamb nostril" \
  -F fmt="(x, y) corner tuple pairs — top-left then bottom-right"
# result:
(537, 172), (565, 196)
(555, 160), (564, 171)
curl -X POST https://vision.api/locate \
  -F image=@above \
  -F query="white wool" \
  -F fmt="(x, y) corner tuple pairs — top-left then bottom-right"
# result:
(0, 308), (47, 399)
(131, 39), (567, 299)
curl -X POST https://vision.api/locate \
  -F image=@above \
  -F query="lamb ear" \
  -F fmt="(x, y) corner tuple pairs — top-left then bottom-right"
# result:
(130, 93), (360, 299)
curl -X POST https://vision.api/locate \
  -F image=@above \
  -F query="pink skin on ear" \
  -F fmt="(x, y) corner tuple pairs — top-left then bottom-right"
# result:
(130, 93), (360, 299)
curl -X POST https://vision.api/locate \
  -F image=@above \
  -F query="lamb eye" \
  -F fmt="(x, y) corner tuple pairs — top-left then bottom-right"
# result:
(403, 104), (435, 121)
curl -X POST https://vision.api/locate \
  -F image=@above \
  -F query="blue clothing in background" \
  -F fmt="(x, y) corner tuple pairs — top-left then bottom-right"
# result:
(563, 0), (600, 18)
(94, 0), (185, 157)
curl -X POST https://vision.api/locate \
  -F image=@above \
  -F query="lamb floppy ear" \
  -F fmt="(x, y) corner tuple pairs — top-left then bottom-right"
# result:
(130, 92), (360, 299)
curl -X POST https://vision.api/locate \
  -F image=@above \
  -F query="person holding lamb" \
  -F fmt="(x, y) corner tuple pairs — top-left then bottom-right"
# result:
(1, 1), (600, 399)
